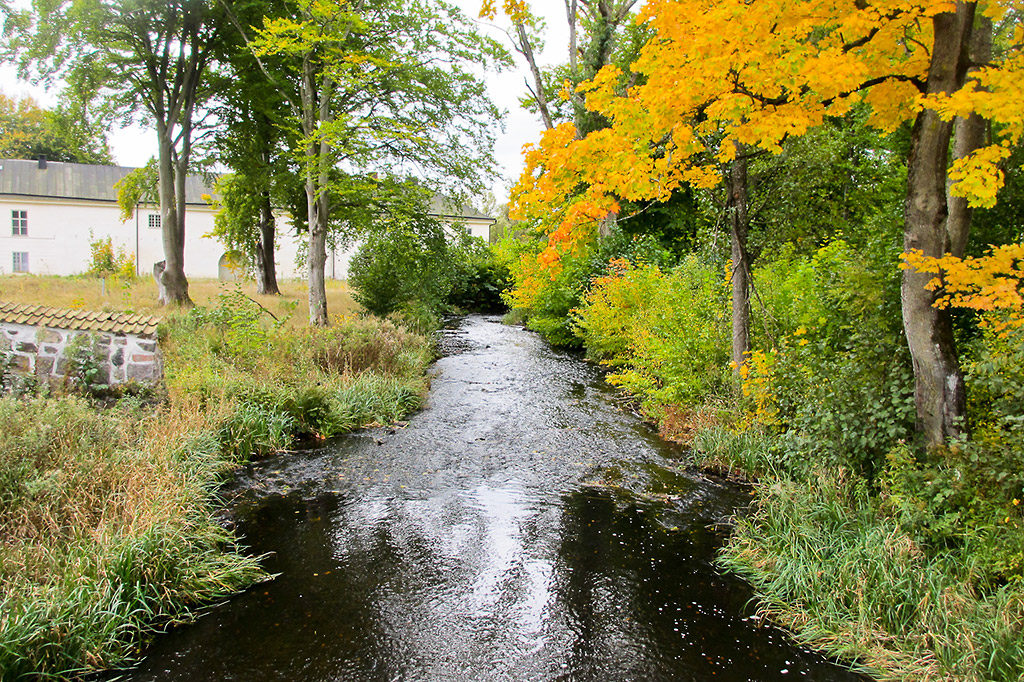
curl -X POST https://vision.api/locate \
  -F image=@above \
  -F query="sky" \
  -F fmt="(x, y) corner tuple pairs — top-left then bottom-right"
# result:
(0, 1), (572, 206)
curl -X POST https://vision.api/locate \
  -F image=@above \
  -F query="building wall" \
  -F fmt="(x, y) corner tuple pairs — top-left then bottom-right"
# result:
(0, 197), (228, 278)
(0, 196), (494, 281)
(463, 218), (492, 242)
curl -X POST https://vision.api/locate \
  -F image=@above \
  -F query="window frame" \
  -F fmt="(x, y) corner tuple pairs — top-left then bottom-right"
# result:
(11, 210), (27, 236)
(147, 213), (161, 230)
(12, 251), (29, 273)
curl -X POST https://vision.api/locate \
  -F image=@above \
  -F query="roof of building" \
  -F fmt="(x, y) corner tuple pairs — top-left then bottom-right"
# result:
(0, 158), (211, 205)
(0, 158), (495, 221)
(429, 194), (495, 222)
(0, 301), (161, 337)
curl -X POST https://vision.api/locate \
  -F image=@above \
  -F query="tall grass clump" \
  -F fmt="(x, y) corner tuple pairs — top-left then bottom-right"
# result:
(164, 291), (433, 450)
(689, 425), (781, 477)
(0, 396), (264, 678)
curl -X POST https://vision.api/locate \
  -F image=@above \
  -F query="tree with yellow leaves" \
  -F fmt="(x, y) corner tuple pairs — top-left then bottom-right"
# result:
(499, 0), (1023, 448)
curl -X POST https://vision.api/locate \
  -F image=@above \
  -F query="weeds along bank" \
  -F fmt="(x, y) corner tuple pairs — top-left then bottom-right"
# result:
(0, 292), (434, 679)
(499, 229), (1024, 680)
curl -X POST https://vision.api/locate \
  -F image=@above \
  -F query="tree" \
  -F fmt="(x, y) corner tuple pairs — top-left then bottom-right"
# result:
(507, 0), (1023, 448)
(491, 1), (640, 134)
(0, 91), (113, 164)
(208, 171), (285, 295)
(209, 2), (301, 297)
(6, 0), (225, 306)
(241, 0), (507, 326)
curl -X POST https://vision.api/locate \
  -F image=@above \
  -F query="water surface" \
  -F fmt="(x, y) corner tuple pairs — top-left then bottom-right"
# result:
(118, 316), (863, 682)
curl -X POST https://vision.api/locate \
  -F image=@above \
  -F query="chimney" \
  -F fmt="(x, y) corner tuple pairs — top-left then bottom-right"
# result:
(37, 155), (47, 169)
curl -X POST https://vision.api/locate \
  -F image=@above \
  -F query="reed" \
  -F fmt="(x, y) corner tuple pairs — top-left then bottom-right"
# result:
(0, 397), (265, 679)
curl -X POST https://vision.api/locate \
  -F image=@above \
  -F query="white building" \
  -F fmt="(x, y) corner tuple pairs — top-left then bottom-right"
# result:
(0, 158), (495, 280)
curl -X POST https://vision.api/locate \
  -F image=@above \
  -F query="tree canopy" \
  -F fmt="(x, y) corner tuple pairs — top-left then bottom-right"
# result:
(0, 91), (113, 164)
(245, 0), (509, 325)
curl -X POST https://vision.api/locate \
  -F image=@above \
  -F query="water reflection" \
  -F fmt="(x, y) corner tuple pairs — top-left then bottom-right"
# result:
(112, 317), (864, 682)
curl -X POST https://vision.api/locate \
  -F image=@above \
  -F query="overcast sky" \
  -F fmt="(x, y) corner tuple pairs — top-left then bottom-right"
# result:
(0, 1), (572, 205)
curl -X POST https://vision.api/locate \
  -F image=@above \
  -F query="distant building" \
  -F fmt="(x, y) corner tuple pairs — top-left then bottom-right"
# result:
(0, 157), (495, 279)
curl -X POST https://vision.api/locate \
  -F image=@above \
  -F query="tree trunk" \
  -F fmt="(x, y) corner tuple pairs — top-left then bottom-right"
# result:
(301, 53), (331, 327)
(515, 21), (554, 130)
(306, 179), (329, 326)
(727, 153), (751, 380)
(902, 4), (975, 447)
(255, 191), (280, 295)
(946, 15), (991, 259)
(598, 209), (617, 237)
(155, 127), (192, 306)
(565, 0), (577, 74)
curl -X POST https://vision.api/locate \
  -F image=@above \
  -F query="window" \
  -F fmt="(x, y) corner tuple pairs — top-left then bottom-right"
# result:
(11, 210), (27, 236)
(12, 252), (28, 273)
(148, 214), (161, 230)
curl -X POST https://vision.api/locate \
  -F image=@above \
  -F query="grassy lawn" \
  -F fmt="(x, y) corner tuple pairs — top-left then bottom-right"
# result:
(0, 274), (360, 325)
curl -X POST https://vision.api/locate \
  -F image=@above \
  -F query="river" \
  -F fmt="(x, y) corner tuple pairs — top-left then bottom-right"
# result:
(116, 315), (864, 682)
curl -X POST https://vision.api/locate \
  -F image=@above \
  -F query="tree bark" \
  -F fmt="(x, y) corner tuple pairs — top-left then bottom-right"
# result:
(902, 4), (975, 447)
(302, 53), (331, 327)
(307, 180), (329, 326)
(255, 191), (280, 295)
(514, 21), (554, 130)
(155, 124), (192, 306)
(727, 153), (751, 380)
(565, 0), (578, 74)
(598, 209), (617, 237)
(946, 15), (991, 259)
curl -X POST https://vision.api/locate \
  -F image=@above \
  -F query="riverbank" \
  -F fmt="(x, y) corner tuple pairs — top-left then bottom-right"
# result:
(0, 291), (434, 678)
(577, 350), (1024, 681)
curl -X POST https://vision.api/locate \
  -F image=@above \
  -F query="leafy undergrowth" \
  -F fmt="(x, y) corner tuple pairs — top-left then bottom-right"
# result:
(0, 293), (433, 679)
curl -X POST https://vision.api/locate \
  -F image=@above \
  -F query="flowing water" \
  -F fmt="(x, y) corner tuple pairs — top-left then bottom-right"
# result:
(116, 316), (864, 682)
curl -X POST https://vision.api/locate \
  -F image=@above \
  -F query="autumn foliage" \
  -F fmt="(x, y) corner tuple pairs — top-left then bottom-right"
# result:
(903, 244), (1024, 333)
(506, 0), (1022, 269)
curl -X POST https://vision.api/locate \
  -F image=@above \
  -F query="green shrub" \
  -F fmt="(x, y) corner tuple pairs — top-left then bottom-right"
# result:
(501, 229), (675, 347)
(446, 236), (511, 313)
(348, 214), (454, 318)
(574, 256), (730, 417)
(86, 235), (136, 280)
(743, 240), (915, 478)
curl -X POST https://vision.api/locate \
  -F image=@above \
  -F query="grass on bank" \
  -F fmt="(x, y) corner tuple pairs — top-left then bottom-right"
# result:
(0, 274), (358, 327)
(0, 290), (434, 679)
(690, 427), (1024, 681)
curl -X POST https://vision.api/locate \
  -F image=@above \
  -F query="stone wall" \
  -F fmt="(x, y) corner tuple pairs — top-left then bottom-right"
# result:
(1, 322), (162, 388)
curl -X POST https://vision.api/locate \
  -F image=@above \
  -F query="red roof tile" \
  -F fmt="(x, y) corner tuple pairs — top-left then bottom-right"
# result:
(0, 301), (161, 337)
